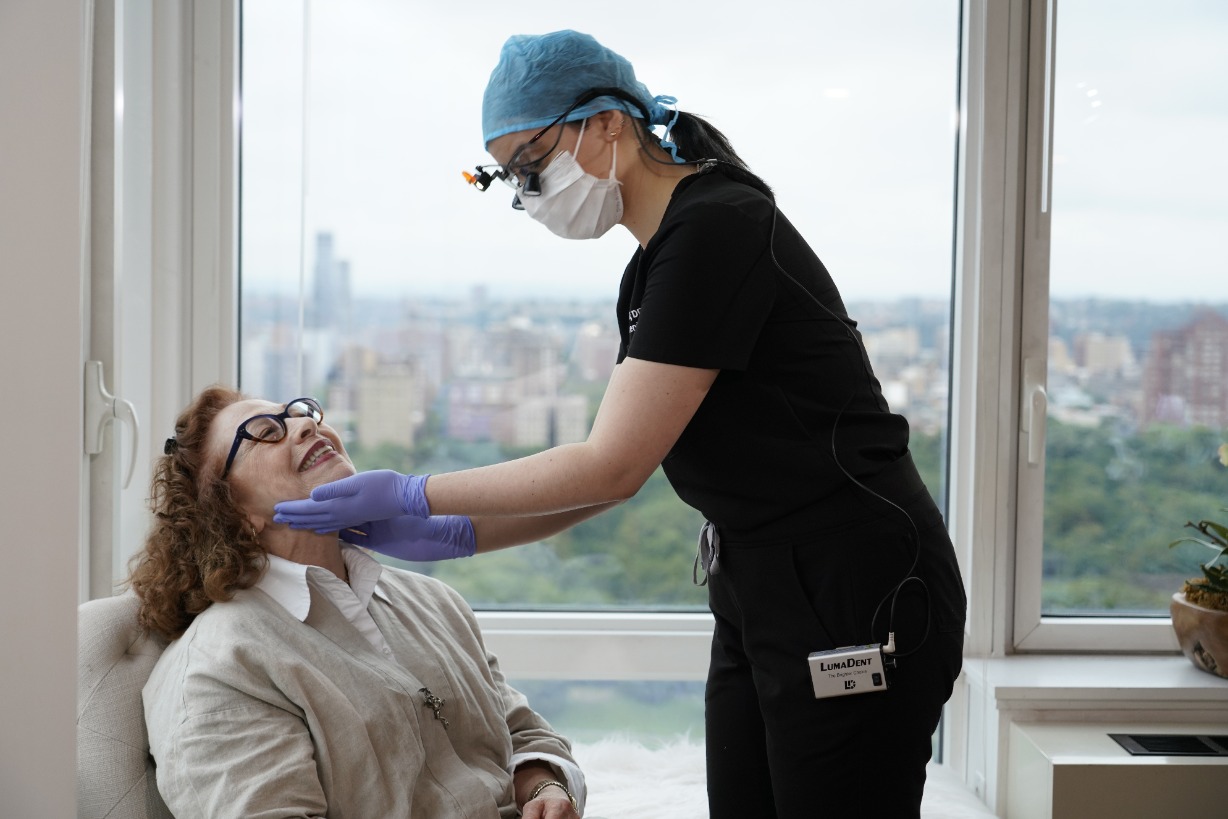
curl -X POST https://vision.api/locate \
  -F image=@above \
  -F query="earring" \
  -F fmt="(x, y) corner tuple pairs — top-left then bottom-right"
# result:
(250, 523), (260, 541)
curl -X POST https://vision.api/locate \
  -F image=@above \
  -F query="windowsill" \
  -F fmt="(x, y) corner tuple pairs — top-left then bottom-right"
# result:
(964, 654), (1228, 711)
(476, 610), (714, 681)
(958, 654), (1228, 814)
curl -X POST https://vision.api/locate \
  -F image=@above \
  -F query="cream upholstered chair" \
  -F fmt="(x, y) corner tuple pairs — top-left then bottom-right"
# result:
(77, 590), (172, 819)
(75, 593), (606, 819)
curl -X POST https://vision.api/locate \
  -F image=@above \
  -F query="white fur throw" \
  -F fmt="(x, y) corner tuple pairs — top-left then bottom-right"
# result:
(571, 738), (998, 819)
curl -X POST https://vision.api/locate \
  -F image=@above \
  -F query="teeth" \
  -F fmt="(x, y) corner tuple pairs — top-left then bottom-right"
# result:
(300, 443), (334, 471)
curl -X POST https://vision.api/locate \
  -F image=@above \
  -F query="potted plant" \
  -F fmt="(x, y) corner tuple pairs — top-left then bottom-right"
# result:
(1168, 443), (1228, 678)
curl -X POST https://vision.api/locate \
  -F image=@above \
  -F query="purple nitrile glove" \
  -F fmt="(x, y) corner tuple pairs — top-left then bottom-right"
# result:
(273, 469), (430, 534)
(340, 515), (476, 562)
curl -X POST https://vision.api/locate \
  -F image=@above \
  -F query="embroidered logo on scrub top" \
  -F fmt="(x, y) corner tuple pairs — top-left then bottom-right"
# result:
(627, 307), (640, 334)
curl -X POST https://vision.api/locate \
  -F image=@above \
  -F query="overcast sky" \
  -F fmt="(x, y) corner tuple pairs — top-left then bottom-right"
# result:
(239, 0), (1227, 304)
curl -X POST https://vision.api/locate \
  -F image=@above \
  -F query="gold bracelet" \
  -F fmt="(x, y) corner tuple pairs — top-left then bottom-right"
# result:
(528, 778), (577, 810)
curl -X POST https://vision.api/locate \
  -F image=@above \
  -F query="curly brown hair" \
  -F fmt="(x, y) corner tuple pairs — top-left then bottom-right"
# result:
(128, 385), (267, 641)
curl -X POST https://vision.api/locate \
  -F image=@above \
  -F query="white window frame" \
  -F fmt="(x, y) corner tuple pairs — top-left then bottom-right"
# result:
(1008, 0), (1182, 653)
(106, 0), (1186, 683)
(948, 0), (1183, 660)
(947, 0), (1028, 662)
(942, 2), (1195, 796)
(88, 0), (241, 591)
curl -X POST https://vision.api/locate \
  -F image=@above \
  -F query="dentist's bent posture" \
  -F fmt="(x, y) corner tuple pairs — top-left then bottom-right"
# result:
(276, 30), (967, 819)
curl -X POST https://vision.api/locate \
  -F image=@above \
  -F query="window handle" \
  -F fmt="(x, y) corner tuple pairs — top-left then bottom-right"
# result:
(1022, 357), (1048, 466)
(84, 360), (141, 489)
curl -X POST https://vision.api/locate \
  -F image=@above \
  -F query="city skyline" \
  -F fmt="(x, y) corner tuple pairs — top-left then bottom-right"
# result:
(242, 257), (1228, 455)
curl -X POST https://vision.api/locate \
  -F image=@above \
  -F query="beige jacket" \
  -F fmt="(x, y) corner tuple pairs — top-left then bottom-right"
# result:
(144, 564), (578, 818)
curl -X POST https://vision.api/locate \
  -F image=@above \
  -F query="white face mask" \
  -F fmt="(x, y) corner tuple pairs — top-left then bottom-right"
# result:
(520, 120), (623, 240)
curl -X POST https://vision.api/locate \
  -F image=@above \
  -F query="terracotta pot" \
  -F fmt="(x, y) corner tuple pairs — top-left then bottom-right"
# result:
(1170, 591), (1228, 679)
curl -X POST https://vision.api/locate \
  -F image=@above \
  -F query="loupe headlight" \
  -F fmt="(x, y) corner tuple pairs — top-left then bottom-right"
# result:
(465, 163), (538, 210)
(462, 167), (494, 191)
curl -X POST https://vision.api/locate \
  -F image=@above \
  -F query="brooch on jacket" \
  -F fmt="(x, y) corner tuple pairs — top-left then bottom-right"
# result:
(419, 687), (449, 729)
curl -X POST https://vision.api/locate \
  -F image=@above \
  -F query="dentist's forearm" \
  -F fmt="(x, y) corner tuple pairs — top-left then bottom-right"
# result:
(425, 442), (649, 517)
(470, 502), (623, 552)
(423, 358), (716, 518)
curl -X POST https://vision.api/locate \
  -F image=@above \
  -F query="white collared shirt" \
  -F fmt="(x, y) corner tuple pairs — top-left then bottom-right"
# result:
(255, 544), (394, 656)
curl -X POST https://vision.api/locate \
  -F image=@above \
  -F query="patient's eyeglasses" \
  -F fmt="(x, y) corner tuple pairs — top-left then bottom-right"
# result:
(220, 397), (324, 479)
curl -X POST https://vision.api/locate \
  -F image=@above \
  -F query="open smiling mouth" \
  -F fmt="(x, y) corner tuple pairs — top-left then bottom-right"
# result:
(298, 440), (336, 472)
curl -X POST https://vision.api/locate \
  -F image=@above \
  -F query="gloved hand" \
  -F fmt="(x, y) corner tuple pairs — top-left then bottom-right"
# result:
(273, 470), (430, 534)
(340, 515), (476, 562)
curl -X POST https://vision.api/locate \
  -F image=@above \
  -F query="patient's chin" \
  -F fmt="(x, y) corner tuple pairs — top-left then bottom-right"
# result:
(305, 458), (356, 490)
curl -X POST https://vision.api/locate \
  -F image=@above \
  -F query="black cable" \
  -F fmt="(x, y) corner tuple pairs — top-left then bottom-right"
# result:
(760, 192), (932, 658)
(581, 87), (935, 657)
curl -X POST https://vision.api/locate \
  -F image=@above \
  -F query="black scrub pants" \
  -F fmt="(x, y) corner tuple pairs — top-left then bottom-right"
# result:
(703, 487), (966, 819)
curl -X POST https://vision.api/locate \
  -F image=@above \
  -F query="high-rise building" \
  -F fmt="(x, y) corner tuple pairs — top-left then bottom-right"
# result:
(309, 231), (352, 332)
(863, 326), (921, 364)
(355, 361), (423, 449)
(1073, 332), (1135, 376)
(498, 394), (589, 448)
(572, 320), (620, 383)
(1141, 310), (1228, 427)
(446, 376), (512, 443)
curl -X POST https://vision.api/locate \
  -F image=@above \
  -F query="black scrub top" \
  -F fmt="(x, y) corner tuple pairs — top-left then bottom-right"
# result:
(616, 167), (921, 541)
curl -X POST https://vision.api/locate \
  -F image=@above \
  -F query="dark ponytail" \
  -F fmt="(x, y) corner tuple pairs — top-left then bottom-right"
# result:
(666, 111), (773, 197)
(669, 112), (744, 168)
(587, 86), (774, 197)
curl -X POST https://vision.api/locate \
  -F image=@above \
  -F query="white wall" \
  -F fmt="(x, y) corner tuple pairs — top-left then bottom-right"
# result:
(0, 1), (89, 815)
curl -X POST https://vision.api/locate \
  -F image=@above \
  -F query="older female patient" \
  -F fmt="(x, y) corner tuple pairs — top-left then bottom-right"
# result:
(130, 387), (586, 819)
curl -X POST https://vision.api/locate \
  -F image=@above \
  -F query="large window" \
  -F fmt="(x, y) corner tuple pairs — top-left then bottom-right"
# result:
(239, 1), (962, 620)
(1014, 0), (1228, 644)
(54, 0), (1225, 799)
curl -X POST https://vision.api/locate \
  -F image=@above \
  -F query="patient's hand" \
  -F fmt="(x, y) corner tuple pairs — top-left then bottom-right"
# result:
(516, 764), (580, 819)
(522, 787), (581, 819)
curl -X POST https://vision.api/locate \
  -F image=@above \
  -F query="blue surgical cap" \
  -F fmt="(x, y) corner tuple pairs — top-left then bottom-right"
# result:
(481, 30), (676, 148)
